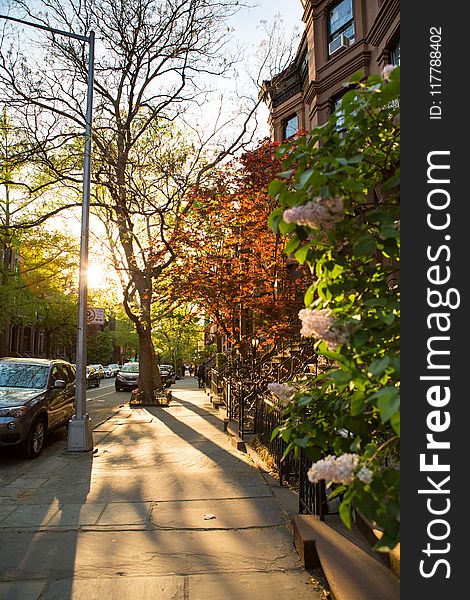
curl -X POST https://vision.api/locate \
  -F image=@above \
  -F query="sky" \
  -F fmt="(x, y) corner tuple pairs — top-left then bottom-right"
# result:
(219, 0), (305, 140)
(231, 0), (304, 46)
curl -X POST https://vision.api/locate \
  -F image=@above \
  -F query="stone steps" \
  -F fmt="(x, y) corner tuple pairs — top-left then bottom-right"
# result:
(292, 514), (400, 600)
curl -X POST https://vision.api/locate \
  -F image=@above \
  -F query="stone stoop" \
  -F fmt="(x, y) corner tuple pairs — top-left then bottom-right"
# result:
(226, 420), (247, 452)
(292, 515), (400, 600)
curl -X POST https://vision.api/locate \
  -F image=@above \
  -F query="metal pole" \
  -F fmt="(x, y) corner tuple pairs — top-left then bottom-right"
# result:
(0, 13), (94, 451)
(67, 30), (94, 451)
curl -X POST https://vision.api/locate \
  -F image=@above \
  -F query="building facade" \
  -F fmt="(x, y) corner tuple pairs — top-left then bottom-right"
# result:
(262, 0), (399, 140)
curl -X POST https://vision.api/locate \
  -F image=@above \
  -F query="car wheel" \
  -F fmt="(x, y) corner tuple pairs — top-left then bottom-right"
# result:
(21, 417), (46, 459)
(115, 386), (121, 392)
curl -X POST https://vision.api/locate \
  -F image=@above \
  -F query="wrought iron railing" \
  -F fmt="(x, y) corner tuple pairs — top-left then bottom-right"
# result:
(202, 338), (338, 516)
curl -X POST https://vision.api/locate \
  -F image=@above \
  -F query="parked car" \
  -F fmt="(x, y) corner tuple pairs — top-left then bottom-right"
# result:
(86, 365), (101, 388)
(159, 364), (175, 386)
(0, 357), (76, 459)
(104, 363), (120, 378)
(89, 364), (105, 379)
(115, 362), (139, 391)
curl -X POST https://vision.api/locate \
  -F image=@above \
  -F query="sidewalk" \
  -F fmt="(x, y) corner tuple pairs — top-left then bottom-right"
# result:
(0, 377), (324, 599)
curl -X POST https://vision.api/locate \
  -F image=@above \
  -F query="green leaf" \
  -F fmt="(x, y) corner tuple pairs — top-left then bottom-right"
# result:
(347, 154), (364, 164)
(370, 387), (400, 422)
(278, 169), (294, 179)
(339, 500), (352, 530)
(347, 70), (364, 84)
(329, 369), (352, 385)
(305, 446), (323, 462)
(284, 234), (300, 256)
(304, 283), (316, 307)
(390, 411), (400, 435)
(295, 244), (310, 265)
(382, 170), (400, 191)
(294, 435), (310, 448)
(299, 168), (314, 189)
(354, 235), (376, 256)
(298, 394), (313, 407)
(368, 357), (390, 377)
(328, 485), (346, 499)
(268, 180), (284, 198)
(351, 394), (365, 416)
(268, 208), (283, 232)
(279, 219), (297, 235)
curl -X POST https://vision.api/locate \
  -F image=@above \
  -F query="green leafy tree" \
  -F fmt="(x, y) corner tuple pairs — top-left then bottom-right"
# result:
(87, 327), (114, 365)
(269, 68), (400, 550)
(0, 225), (79, 358)
(111, 306), (139, 363)
(151, 304), (204, 369)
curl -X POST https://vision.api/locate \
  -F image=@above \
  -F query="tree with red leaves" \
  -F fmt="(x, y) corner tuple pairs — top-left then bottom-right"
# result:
(170, 140), (308, 359)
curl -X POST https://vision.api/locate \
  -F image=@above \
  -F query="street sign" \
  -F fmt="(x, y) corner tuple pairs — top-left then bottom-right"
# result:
(86, 307), (105, 325)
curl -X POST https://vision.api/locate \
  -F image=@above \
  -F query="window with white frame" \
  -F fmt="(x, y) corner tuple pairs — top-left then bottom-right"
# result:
(328, 0), (355, 56)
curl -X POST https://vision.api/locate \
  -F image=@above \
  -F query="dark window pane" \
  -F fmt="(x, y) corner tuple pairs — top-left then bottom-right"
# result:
(328, 0), (354, 42)
(284, 115), (299, 139)
(391, 39), (400, 66)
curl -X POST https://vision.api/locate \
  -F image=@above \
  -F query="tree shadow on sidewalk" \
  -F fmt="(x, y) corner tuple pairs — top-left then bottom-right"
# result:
(0, 428), (93, 599)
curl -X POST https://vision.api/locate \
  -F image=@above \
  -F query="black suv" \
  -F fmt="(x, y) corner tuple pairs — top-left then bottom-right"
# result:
(0, 358), (76, 458)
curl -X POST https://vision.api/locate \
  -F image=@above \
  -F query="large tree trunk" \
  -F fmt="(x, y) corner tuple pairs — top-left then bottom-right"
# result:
(126, 286), (162, 403)
(137, 324), (162, 402)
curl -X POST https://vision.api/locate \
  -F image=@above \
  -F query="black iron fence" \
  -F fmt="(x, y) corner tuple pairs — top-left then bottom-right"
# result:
(201, 338), (340, 517)
(254, 392), (299, 486)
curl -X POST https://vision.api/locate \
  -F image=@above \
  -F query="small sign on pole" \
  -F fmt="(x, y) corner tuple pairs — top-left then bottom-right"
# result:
(86, 307), (105, 325)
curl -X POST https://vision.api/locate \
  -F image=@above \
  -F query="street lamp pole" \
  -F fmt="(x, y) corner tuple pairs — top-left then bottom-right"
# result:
(0, 14), (95, 451)
(68, 29), (95, 452)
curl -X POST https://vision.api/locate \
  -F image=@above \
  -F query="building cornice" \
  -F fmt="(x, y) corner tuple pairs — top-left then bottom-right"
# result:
(366, 0), (400, 46)
(314, 47), (372, 94)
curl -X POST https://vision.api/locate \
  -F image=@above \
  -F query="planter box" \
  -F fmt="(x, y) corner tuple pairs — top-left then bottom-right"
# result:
(129, 388), (172, 406)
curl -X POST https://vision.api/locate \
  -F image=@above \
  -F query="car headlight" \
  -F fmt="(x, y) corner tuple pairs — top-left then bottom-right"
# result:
(0, 406), (30, 418)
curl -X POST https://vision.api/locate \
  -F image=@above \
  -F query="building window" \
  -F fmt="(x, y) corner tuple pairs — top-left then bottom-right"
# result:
(390, 39), (400, 66)
(22, 327), (32, 353)
(283, 114), (299, 139)
(332, 95), (346, 132)
(328, 0), (355, 55)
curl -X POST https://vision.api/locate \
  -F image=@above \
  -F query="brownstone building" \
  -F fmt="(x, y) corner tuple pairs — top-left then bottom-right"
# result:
(261, 0), (399, 140)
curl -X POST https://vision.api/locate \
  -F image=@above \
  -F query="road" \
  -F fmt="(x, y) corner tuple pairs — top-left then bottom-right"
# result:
(0, 377), (130, 466)
(85, 376), (130, 426)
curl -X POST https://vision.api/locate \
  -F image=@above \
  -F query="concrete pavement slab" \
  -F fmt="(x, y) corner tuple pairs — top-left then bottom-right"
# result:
(0, 501), (60, 527)
(188, 571), (318, 600)
(2, 477), (48, 489)
(0, 581), (46, 600)
(97, 501), (151, 525)
(0, 528), (304, 580)
(0, 506), (16, 522)
(42, 576), (185, 600)
(45, 503), (106, 527)
(87, 471), (272, 503)
(150, 496), (287, 529)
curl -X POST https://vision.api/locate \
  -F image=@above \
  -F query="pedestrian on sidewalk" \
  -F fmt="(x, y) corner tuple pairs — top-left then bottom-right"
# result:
(197, 363), (205, 388)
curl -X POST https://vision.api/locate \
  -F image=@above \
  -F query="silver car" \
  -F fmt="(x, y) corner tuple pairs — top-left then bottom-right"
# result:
(115, 362), (139, 391)
(0, 358), (76, 459)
